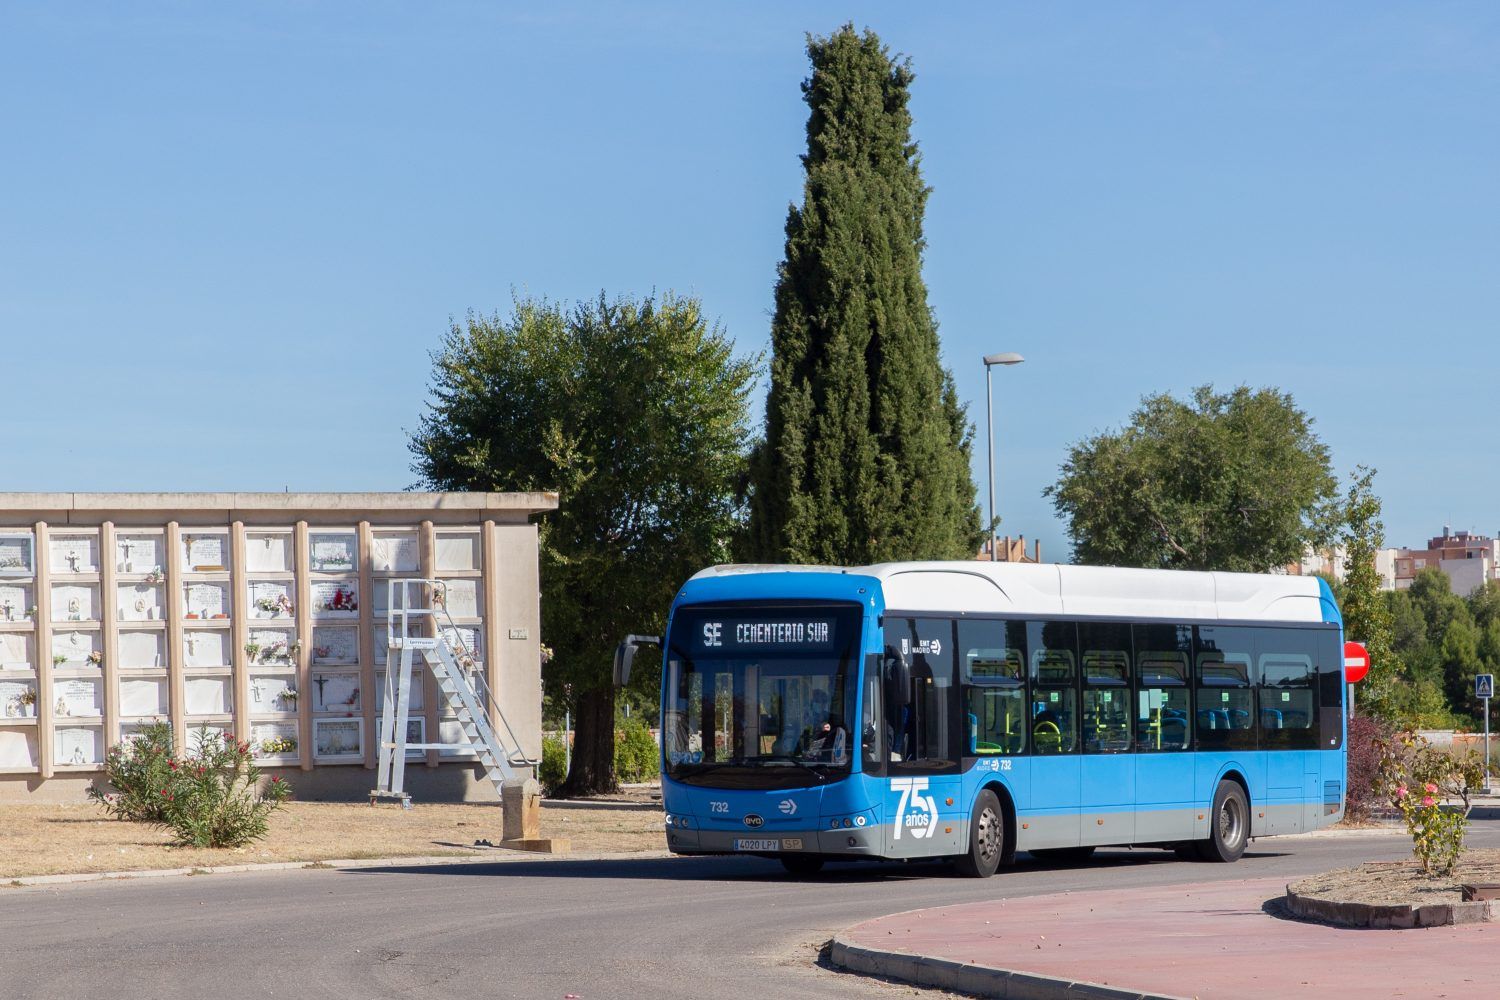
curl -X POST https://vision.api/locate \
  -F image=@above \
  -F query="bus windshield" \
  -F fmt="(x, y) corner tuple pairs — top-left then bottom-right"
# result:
(663, 603), (862, 789)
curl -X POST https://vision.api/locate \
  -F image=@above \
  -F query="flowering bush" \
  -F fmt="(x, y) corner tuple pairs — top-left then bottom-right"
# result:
(1375, 729), (1484, 876)
(90, 724), (292, 848)
(164, 730), (292, 848)
(89, 721), (177, 822)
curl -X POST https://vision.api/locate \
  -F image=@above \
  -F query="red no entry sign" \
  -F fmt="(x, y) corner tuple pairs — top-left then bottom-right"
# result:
(1344, 641), (1370, 684)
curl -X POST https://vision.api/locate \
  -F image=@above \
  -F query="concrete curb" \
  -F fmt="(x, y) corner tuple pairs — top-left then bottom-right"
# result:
(3, 849), (679, 890)
(1284, 886), (1497, 929)
(829, 936), (1189, 1000)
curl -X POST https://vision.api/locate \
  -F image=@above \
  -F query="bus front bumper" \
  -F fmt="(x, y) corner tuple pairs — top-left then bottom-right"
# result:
(666, 824), (882, 856)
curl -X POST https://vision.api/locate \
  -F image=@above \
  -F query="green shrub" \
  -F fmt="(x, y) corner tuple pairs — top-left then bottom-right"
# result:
(163, 730), (292, 848)
(614, 716), (660, 783)
(539, 732), (567, 793)
(89, 721), (177, 822)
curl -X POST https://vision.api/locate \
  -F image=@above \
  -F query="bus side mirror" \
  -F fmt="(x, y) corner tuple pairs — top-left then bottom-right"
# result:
(613, 635), (660, 688)
(884, 652), (911, 708)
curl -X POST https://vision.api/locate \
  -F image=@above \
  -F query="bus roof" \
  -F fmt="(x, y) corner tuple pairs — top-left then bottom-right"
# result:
(687, 561), (1338, 625)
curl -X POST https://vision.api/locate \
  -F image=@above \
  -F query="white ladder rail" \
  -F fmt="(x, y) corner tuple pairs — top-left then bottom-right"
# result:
(372, 578), (535, 806)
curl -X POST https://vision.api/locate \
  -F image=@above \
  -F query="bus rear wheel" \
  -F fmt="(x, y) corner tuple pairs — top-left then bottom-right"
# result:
(780, 854), (825, 876)
(1193, 780), (1249, 863)
(954, 789), (1004, 878)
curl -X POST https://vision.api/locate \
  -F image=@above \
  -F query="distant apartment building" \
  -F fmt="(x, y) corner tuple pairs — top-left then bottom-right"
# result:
(1288, 545), (1397, 590)
(1388, 527), (1499, 595)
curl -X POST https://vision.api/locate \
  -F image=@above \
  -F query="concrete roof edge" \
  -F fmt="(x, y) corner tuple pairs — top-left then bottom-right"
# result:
(0, 492), (560, 513)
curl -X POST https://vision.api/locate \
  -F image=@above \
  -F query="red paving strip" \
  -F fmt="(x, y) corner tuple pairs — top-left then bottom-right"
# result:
(840, 876), (1496, 999)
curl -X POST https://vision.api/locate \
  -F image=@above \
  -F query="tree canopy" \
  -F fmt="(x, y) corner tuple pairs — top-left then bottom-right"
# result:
(409, 292), (756, 795)
(747, 24), (983, 564)
(1045, 385), (1338, 572)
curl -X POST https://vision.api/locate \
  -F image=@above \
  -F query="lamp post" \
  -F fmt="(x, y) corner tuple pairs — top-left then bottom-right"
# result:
(983, 352), (1025, 561)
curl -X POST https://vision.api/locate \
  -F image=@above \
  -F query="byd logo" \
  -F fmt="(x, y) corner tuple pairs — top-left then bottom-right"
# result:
(890, 777), (938, 840)
(742, 814), (764, 828)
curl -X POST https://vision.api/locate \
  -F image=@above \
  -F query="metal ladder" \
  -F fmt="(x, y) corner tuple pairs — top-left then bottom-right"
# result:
(372, 578), (534, 806)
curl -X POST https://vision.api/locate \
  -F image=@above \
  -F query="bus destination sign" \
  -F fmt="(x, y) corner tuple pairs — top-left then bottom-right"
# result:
(693, 616), (839, 653)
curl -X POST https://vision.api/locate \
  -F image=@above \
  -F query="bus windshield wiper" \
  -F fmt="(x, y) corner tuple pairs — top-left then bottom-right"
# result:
(751, 754), (829, 782)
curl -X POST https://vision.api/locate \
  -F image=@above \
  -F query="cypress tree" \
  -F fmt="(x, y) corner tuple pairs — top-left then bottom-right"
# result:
(748, 25), (983, 564)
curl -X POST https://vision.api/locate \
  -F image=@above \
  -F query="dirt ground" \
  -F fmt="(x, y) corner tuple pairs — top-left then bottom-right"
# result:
(0, 797), (666, 879)
(1290, 849), (1500, 906)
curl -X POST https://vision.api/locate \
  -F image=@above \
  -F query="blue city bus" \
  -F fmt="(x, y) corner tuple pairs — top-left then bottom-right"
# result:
(643, 561), (1347, 877)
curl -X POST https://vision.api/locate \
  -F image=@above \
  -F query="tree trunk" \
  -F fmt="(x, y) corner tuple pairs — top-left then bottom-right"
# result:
(555, 685), (617, 797)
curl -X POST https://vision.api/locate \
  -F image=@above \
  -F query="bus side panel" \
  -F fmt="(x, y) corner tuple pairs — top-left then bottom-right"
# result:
(1080, 755), (1134, 846)
(1133, 753), (1195, 842)
(1021, 756), (1082, 849)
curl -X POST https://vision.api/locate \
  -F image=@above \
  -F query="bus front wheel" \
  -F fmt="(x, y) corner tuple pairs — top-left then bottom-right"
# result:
(1193, 780), (1249, 863)
(954, 789), (1004, 878)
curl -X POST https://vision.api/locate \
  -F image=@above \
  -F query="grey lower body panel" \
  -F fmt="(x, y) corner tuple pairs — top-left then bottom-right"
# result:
(666, 825), (882, 856)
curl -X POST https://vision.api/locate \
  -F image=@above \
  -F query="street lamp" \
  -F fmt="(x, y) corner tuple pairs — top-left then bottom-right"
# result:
(983, 352), (1025, 562)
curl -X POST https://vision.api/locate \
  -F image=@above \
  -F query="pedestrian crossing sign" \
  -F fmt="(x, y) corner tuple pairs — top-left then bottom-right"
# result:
(1478, 674), (1495, 700)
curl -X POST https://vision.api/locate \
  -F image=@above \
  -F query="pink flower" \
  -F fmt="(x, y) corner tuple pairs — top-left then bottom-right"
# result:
(1395, 785), (1408, 799)
(1421, 796), (1436, 808)
(1424, 782), (1438, 794)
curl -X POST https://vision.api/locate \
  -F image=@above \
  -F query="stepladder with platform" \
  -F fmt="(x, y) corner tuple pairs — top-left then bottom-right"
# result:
(371, 578), (535, 809)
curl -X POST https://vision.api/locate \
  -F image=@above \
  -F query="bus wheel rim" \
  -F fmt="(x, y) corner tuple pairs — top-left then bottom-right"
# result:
(977, 807), (1000, 862)
(1219, 796), (1243, 847)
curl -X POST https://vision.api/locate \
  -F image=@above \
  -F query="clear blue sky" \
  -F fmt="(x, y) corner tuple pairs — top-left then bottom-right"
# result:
(3, 2), (1496, 559)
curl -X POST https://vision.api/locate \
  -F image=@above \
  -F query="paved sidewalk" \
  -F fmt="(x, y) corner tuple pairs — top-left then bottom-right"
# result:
(834, 876), (1497, 999)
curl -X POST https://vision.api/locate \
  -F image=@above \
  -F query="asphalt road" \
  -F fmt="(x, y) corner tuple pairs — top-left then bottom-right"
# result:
(5, 822), (1499, 1000)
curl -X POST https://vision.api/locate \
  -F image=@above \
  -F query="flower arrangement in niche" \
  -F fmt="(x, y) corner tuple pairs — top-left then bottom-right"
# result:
(52, 654), (68, 668)
(321, 587), (357, 613)
(261, 735), (297, 754)
(277, 688), (298, 710)
(243, 641), (261, 661)
(255, 593), (294, 616)
(143, 568), (165, 585)
(260, 640), (290, 664)
(86, 650), (103, 666)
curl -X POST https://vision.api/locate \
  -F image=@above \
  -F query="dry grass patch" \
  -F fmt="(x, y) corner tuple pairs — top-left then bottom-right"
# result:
(1290, 849), (1500, 907)
(0, 800), (665, 879)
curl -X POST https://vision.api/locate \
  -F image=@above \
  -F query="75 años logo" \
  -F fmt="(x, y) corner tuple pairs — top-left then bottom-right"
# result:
(890, 777), (938, 840)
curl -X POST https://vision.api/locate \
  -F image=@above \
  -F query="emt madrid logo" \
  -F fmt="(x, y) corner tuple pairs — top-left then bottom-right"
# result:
(890, 777), (938, 840)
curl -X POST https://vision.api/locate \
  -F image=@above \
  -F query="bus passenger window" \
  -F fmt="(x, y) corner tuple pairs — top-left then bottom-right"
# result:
(1079, 621), (1132, 754)
(1134, 622), (1194, 752)
(958, 619), (1026, 756)
(1260, 630), (1317, 750)
(1028, 621), (1078, 755)
(1194, 626), (1258, 751)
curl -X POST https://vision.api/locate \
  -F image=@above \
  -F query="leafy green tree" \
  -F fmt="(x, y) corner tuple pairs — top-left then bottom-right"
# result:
(410, 293), (756, 796)
(747, 24), (983, 564)
(1337, 468), (1401, 716)
(1438, 616), (1482, 724)
(1046, 385), (1338, 571)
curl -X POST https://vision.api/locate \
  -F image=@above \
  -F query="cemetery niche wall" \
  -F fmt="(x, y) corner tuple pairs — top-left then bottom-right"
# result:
(0, 493), (556, 803)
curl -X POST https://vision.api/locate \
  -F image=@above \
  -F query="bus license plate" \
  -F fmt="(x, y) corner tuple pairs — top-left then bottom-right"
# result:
(734, 838), (780, 851)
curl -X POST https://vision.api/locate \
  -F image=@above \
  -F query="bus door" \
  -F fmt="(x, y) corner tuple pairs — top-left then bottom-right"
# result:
(880, 618), (963, 858)
(1078, 623), (1135, 846)
(1025, 622), (1082, 849)
(1132, 625), (1196, 841)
